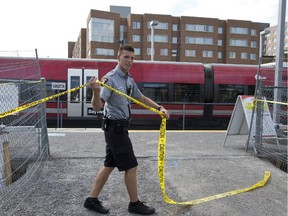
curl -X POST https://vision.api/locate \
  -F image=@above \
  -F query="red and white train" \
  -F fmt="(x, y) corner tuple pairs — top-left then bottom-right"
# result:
(2, 57), (286, 129)
(37, 58), (261, 129)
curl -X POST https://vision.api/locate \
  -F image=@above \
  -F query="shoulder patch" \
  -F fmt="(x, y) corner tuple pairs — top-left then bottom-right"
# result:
(101, 77), (108, 84)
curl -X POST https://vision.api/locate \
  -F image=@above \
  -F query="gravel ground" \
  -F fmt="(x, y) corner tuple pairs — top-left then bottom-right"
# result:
(1, 129), (287, 216)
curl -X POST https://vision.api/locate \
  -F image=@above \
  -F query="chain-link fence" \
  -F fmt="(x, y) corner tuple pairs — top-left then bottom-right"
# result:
(247, 56), (287, 172)
(0, 50), (49, 214)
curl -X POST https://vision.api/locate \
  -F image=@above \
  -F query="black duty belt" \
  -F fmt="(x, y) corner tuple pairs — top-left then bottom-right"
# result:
(107, 119), (130, 128)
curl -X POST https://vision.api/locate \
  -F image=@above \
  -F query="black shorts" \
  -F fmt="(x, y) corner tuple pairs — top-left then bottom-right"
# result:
(103, 124), (138, 171)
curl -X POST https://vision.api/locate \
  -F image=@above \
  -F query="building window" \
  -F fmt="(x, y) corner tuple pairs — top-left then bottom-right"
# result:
(96, 48), (114, 56)
(251, 29), (257, 36)
(218, 27), (223, 34)
(172, 50), (178, 57)
(241, 52), (248, 59)
(89, 18), (114, 43)
(147, 22), (168, 30)
(251, 41), (257, 48)
(250, 53), (256, 60)
(218, 40), (222, 46)
(147, 48), (151, 55)
(147, 34), (168, 43)
(229, 52), (236, 59)
(203, 50), (213, 58)
(230, 27), (248, 35)
(132, 35), (141, 42)
(185, 37), (213, 45)
(229, 39), (248, 47)
(133, 21), (141, 29)
(120, 25), (127, 42)
(185, 50), (196, 57)
(172, 37), (179, 44)
(160, 49), (168, 56)
(134, 48), (140, 55)
(173, 24), (179, 31)
(217, 52), (222, 59)
(186, 24), (214, 32)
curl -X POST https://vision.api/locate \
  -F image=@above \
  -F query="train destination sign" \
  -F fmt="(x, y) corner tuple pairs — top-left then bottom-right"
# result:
(52, 82), (66, 90)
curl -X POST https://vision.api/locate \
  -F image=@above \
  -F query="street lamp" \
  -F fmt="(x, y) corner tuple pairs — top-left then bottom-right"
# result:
(150, 20), (158, 61)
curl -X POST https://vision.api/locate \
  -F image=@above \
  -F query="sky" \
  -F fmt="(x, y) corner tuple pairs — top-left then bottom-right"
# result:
(0, 0), (286, 58)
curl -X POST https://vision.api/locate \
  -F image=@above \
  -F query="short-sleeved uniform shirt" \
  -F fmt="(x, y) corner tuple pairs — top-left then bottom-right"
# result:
(100, 65), (143, 171)
(100, 65), (143, 120)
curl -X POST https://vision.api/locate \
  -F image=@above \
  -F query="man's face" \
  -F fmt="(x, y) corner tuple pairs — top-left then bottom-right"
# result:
(118, 50), (135, 73)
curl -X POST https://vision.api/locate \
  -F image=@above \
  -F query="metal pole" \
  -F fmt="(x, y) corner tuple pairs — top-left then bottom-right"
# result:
(60, 101), (63, 128)
(247, 30), (267, 153)
(151, 25), (155, 61)
(273, 0), (286, 124)
(150, 20), (158, 61)
(182, 103), (185, 130)
(57, 90), (59, 128)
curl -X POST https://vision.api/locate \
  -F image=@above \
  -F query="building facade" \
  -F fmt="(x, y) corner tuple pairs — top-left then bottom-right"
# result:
(263, 22), (288, 57)
(68, 6), (270, 65)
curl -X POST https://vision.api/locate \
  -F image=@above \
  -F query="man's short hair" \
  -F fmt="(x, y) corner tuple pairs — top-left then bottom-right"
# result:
(118, 44), (134, 53)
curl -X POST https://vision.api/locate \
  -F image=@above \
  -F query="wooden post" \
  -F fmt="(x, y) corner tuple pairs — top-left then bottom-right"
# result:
(3, 141), (12, 185)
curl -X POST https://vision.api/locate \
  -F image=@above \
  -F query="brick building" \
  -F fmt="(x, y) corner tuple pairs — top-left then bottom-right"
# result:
(68, 6), (269, 65)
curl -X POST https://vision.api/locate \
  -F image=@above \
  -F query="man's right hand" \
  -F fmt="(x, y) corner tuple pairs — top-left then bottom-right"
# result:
(89, 77), (101, 93)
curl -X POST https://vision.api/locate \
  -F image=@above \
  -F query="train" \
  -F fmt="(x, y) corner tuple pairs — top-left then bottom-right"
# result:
(1, 57), (286, 129)
(36, 58), (262, 129)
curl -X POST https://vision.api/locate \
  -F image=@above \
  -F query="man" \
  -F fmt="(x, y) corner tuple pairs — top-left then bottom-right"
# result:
(84, 44), (170, 215)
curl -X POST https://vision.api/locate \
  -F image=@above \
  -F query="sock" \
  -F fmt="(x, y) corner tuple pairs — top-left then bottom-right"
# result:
(131, 200), (140, 206)
(88, 197), (98, 201)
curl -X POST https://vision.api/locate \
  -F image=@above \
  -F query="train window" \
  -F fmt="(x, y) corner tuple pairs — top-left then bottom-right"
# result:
(218, 84), (245, 103)
(70, 76), (80, 103)
(174, 84), (200, 102)
(86, 76), (93, 103)
(142, 83), (168, 102)
(248, 85), (255, 95)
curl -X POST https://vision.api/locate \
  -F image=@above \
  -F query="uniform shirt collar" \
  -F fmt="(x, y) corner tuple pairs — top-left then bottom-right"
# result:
(115, 65), (131, 78)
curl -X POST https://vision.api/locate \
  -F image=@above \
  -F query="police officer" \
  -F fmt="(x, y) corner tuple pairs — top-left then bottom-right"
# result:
(84, 44), (170, 215)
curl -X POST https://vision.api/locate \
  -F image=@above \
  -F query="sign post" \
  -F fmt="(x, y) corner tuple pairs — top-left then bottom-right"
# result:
(52, 82), (66, 128)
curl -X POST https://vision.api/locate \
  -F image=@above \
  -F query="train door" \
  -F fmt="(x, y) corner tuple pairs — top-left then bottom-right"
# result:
(67, 68), (98, 117)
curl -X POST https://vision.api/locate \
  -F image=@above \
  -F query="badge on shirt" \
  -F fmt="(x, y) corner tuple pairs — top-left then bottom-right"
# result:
(101, 77), (108, 84)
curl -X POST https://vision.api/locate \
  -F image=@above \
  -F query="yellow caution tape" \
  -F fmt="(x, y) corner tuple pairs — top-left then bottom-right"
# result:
(256, 99), (288, 106)
(0, 83), (90, 118)
(97, 80), (271, 205)
(1, 79), (271, 205)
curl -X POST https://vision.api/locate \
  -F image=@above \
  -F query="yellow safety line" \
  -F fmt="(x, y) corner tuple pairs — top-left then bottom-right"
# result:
(97, 80), (271, 205)
(0, 83), (89, 118)
(256, 99), (288, 106)
(0, 79), (271, 206)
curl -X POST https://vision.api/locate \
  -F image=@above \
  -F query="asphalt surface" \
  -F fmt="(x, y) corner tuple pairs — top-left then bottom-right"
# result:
(2, 128), (287, 216)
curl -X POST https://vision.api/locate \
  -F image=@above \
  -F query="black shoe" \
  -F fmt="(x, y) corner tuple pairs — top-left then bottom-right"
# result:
(84, 197), (109, 214)
(128, 201), (155, 215)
